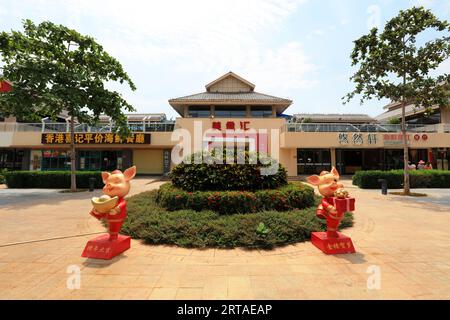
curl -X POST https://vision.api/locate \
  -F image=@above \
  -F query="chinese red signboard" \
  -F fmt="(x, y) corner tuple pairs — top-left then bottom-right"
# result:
(212, 121), (250, 131)
(41, 133), (151, 145)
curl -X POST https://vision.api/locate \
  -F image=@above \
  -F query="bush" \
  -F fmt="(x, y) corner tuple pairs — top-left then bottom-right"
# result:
(122, 190), (353, 248)
(156, 182), (315, 214)
(0, 168), (8, 184)
(170, 150), (287, 191)
(352, 169), (450, 189)
(4, 170), (103, 188)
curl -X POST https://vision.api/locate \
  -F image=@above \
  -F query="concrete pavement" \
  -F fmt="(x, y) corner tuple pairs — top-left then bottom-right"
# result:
(0, 179), (450, 299)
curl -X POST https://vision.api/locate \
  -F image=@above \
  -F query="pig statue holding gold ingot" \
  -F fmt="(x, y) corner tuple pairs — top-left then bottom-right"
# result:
(81, 166), (136, 260)
(307, 167), (356, 254)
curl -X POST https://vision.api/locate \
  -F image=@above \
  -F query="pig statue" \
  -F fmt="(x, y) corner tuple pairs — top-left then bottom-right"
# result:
(307, 167), (356, 254)
(81, 166), (137, 260)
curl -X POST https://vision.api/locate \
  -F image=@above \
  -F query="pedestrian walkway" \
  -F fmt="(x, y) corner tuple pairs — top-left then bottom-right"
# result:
(1, 179), (449, 299)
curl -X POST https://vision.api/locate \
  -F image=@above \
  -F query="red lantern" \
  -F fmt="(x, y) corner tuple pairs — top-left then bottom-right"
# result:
(414, 134), (420, 141)
(422, 134), (428, 141)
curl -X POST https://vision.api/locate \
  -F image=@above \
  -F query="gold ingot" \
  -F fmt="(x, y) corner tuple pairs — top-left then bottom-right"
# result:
(334, 188), (349, 199)
(91, 195), (119, 214)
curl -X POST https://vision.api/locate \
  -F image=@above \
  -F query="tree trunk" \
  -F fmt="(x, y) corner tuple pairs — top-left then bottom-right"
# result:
(401, 101), (410, 195)
(70, 115), (77, 192)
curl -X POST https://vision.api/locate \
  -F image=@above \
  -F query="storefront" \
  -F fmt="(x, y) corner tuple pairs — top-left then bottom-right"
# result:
(297, 149), (331, 174)
(0, 148), (29, 170)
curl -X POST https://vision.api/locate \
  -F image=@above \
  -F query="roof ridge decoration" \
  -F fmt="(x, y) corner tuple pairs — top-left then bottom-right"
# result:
(205, 71), (255, 92)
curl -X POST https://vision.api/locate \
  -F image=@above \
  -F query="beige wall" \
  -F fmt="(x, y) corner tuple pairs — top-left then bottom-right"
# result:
(133, 149), (164, 174)
(281, 131), (450, 149)
(208, 77), (252, 93)
(441, 106), (450, 124)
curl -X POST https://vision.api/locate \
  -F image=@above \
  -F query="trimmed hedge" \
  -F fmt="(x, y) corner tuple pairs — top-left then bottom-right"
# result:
(4, 170), (103, 188)
(352, 169), (450, 189)
(156, 182), (315, 214)
(0, 169), (8, 184)
(122, 190), (353, 248)
(170, 150), (287, 191)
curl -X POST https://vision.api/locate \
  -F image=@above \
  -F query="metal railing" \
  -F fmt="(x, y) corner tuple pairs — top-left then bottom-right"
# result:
(284, 123), (439, 133)
(0, 121), (176, 132)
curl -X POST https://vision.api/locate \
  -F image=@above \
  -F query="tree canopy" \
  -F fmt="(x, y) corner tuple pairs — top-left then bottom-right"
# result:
(344, 6), (450, 109)
(0, 19), (136, 136)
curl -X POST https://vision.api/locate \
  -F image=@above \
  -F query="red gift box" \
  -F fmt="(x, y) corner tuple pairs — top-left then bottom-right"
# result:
(332, 197), (355, 213)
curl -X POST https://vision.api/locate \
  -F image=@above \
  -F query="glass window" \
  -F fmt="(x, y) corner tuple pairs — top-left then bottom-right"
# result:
(297, 149), (331, 174)
(188, 106), (211, 118)
(251, 106), (272, 118)
(0, 149), (25, 170)
(41, 150), (70, 171)
(78, 150), (102, 171)
(215, 106), (246, 118)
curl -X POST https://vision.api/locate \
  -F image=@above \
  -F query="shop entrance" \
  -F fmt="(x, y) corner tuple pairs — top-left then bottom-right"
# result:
(336, 149), (384, 174)
(77, 150), (132, 171)
(297, 149), (331, 174)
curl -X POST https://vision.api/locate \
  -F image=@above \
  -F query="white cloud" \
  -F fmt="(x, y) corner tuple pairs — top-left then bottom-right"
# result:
(2, 0), (318, 113)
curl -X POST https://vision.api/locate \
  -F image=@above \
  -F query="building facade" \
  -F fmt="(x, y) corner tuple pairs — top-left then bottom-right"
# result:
(1, 71), (450, 176)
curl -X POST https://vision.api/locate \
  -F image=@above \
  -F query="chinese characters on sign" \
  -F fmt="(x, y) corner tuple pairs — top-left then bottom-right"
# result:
(212, 121), (250, 131)
(41, 133), (151, 145)
(338, 133), (378, 146)
(383, 134), (410, 146)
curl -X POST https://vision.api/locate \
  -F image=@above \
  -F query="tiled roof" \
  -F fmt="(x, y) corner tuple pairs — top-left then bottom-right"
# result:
(375, 104), (439, 122)
(169, 91), (292, 104)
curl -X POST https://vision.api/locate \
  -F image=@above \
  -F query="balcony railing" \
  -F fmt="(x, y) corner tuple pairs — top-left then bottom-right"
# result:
(284, 123), (440, 133)
(0, 121), (176, 133)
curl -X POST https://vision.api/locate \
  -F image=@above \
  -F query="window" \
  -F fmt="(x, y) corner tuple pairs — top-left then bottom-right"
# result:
(188, 106), (210, 118)
(0, 149), (25, 170)
(215, 106), (246, 118)
(78, 150), (102, 171)
(251, 106), (272, 118)
(297, 149), (331, 174)
(41, 150), (70, 171)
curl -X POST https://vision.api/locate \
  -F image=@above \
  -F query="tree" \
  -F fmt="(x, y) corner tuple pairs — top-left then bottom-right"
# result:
(0, 20), (136, 191)
(344, 6), (450, 194)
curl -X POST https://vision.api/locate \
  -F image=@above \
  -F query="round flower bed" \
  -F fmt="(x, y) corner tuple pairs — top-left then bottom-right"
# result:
(156, 182), (315, 214)
(121, 190), (353, 248)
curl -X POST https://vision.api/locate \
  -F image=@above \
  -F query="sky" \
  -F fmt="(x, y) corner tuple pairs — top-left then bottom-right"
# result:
(0, 0), (449, 120)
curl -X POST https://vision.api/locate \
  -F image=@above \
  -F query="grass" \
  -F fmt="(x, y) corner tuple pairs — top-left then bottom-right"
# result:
(121, 190), (354, 249)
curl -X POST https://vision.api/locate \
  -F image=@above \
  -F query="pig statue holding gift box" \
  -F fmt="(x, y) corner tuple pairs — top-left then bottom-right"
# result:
(307, 167), (356, 254)
(81, 166), (137, 260)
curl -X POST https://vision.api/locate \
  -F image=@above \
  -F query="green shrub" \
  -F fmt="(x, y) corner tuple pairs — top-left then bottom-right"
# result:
(4, 171), (103, 188)
(352, 169), (450, 189)
(170, 150), (287, 191)
(156, 182), (315, 214)
(0, 168), (8, 184)
(122, 190), (353, 248)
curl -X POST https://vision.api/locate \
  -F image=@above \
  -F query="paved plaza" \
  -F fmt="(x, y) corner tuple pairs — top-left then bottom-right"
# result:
(0, 178), (449, 299)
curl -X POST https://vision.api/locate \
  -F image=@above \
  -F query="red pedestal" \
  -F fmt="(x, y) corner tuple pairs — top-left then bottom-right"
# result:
(81, 234), (130, 260)
(311, 231), (355, 254)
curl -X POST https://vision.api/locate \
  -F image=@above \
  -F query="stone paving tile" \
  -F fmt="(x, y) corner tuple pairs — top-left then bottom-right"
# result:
(1, 179), (450, 299)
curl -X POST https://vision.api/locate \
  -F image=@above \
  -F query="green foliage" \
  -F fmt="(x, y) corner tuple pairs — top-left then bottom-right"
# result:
(0, 168), (9, 184)
(0, 20), (136, 136)
(170, 150), (288, 191)
(121, 190), (354, 249)
(156, 182), (315, 214)
(352, 170), (450, 189)
(4, 170), (103, 188)
(387, 117), (401, 124)
(344, 7), (450, 107)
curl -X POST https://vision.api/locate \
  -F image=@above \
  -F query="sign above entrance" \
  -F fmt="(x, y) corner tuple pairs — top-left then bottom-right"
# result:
(41, 133), (151, 145)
